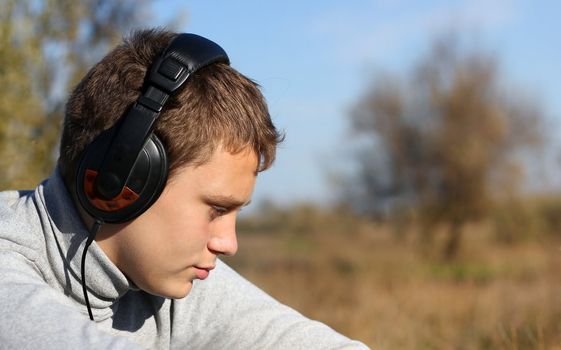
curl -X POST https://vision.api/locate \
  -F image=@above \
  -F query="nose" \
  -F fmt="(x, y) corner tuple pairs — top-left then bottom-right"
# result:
(208, 215), (238, 256)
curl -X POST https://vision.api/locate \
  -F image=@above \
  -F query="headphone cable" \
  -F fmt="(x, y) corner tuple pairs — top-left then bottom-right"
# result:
(81, 218), (104, 321)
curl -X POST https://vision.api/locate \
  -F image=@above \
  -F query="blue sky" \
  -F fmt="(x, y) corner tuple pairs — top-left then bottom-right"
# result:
(150, 0), (561, 209)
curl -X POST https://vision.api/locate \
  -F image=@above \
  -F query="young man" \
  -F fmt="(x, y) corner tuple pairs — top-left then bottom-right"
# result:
(0, 29), (369, 349)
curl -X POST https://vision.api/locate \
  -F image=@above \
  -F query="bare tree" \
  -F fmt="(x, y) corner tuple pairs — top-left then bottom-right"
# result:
(345, 35), (544, 259)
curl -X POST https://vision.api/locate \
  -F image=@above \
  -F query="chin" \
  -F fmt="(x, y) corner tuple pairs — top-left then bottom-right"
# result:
(136, 279), (193, 299)
(141, 280), (193, 299)
(171, 285), (193, 299)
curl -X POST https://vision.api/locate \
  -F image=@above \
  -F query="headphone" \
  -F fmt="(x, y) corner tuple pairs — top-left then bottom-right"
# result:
(73, 33), (230, 224)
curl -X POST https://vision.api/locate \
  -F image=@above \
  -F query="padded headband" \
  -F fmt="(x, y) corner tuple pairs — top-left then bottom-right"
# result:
(93, 34), (230, 200)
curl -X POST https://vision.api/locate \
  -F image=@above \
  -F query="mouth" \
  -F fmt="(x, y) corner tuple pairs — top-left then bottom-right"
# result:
(193, 265), (215, 280)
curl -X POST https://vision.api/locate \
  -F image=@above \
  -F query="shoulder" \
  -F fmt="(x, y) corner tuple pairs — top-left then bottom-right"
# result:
(170, 259), (280, 325)
(0, 188), (43, 260)
(170, 260), (371, 349)
(193, 259), (278, 303)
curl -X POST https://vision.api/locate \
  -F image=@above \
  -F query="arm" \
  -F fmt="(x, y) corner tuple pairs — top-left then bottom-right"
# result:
(171, 259), (370, 350)
(0, 251), (144, 350)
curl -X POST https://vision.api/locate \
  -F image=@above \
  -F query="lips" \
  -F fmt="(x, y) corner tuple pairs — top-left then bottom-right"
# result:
(194, 265), (215, 280)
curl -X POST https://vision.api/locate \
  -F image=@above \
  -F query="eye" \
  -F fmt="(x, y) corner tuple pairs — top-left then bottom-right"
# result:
(209, 205), (229, 220)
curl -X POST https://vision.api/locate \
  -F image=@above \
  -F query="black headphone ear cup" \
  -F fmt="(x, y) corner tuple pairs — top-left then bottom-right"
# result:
(75, 132), (168, 223)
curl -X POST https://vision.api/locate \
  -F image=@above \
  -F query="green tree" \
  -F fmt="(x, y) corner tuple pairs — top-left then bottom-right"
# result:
(345, 36), (544, 259)
(0, 0), (159, 189)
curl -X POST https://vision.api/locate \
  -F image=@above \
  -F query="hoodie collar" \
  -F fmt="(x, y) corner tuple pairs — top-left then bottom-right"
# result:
(37, 167), (133, 318)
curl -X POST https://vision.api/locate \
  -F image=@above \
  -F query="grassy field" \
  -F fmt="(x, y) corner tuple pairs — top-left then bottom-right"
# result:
(224, 206), (561, 349)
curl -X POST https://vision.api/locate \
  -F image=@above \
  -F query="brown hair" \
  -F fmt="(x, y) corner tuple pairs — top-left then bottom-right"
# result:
(59, 28), (283, 179)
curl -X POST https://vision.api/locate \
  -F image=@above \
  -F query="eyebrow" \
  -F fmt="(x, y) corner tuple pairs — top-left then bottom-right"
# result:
(202, 194), (252, 208)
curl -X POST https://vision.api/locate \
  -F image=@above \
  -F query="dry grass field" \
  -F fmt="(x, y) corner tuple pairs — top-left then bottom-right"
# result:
(224, 206), (561, 349)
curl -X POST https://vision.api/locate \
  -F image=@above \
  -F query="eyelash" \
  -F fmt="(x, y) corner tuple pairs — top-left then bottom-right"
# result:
(209, 206), (229, 220)
(209, 205), (244, 221)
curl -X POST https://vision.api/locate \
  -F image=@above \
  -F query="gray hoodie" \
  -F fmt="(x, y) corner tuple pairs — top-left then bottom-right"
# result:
(0, 169), (369, 349)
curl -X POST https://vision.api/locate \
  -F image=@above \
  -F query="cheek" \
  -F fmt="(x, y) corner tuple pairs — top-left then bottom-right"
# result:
(119, 212), (210, 281)
(168, 218), (210, 254)
(148, 201), (212, 254)
(128, 186), (213, 262)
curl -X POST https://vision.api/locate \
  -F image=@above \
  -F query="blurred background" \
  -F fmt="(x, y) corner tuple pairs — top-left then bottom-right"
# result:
(2, 1), (561, 348)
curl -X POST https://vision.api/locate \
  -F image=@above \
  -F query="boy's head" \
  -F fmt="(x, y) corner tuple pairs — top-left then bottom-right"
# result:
(59, 28), (282, 185)
(57, 29), (283, 298)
